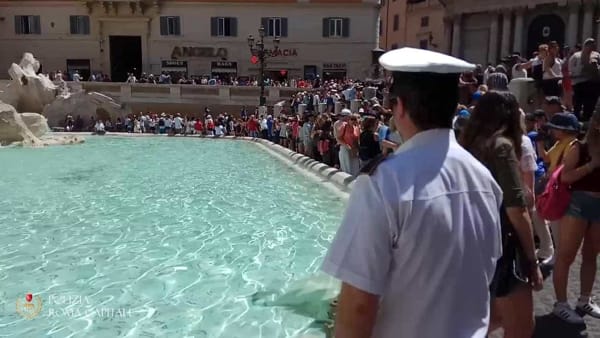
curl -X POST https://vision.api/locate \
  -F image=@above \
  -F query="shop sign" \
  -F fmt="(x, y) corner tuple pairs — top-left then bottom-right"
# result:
(211, 61), (237, 69)
(211, 61), (238, 74)
(323, 63), (346, 70)
(161, 60), (187, 68)
(171, 46), (228, 59)
(265, 48), (298, 57)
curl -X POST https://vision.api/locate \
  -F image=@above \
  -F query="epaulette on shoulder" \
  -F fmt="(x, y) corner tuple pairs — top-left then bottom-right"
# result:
(359, 153), (389, 176)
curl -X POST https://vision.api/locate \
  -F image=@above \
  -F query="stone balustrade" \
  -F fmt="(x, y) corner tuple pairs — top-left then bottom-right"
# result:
(0, 79), (304, 113)
(73, 82), (303, 106)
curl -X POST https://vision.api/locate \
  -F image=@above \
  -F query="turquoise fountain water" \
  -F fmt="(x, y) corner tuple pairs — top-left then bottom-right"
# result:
(0, 137), (344, 337)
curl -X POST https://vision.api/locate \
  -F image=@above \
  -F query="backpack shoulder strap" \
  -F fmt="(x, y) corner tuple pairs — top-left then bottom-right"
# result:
(558, 139), (579, 165)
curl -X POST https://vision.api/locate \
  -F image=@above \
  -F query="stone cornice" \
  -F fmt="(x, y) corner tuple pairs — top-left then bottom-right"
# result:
(445, 0), (563, 15)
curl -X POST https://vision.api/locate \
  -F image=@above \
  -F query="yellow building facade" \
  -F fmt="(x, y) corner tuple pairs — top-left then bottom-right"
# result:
(379, 0), (446, 53)
(0, 0), (380, 81)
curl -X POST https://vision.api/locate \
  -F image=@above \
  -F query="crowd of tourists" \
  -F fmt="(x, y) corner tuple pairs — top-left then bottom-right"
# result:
(48, 69), (319, 89)
(458, 37), (600, 123)
(313, 46), (600, 338)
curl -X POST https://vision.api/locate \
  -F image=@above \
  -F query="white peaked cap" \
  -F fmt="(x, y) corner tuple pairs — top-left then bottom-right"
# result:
(379, 47), (475, 73)
(340, 108), (352, 116)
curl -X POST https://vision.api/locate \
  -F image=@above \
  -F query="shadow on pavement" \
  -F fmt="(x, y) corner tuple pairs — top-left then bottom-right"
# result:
(534, 314), (589, 338)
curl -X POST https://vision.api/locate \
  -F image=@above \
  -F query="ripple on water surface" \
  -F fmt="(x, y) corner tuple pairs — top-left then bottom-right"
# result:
(0, 137), (344, 338)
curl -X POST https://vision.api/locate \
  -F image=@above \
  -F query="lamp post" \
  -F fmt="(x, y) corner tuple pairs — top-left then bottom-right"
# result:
(248, 26), (280, 107)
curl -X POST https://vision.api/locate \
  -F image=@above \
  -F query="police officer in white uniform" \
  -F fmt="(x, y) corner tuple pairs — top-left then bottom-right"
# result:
(321, 48), (504, 338)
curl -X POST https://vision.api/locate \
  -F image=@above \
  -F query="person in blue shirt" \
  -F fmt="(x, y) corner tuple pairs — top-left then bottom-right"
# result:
(525, 113), (546, 183)
(377, 115), (390, 147)
(266, 115), (274, 140)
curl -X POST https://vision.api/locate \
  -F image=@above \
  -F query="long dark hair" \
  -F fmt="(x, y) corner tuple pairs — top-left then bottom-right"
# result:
(460, 91), (523, 160)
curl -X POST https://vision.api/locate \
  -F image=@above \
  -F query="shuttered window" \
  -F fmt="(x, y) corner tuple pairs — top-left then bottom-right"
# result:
(15, 15), (41, 35)
(159, 16), (181, 36)
(70, 15), (90, 35)
(210, 17), (237, 37)
(261, 17), (288, 37)
(322, 17), (350, 38)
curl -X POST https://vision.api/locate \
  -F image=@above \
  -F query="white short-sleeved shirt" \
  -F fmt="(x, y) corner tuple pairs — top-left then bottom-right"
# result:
(512, 64), (528, 79)
(322, 129), (503, 338)
(543, 58), (563, 80)
(521, 135), (538, 172)
(174, 117), (183, 129)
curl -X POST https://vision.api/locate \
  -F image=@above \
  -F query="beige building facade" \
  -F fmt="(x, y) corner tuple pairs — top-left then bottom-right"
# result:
(0, 0), (379, 82)
(379, 0), (446, 52)
(445, 0), (600, 65)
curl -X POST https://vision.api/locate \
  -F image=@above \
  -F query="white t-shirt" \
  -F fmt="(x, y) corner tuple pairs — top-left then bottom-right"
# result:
(512, 64), (528, 79)
(543, 58), (563, 79)
(521, 135), (538, 172)
(322, 129), (502, 338)
(173, 117), (183, 129)
(214, 125), (224, 136)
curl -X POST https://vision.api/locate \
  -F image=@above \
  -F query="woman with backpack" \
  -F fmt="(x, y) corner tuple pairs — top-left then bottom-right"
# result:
(551, 108), (600, 323)
(535, 113), (580, 255)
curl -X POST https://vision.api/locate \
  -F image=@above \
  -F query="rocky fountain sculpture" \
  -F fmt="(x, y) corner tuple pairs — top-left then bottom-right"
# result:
(0, 53), (126, 146)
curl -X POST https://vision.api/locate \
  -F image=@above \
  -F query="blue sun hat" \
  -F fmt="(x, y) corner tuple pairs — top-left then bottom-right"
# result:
(458, 109), (471, 118)
(546, 112), (580, 133)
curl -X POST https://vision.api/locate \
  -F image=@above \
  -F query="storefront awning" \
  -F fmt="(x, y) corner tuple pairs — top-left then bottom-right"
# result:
(211, 68), (237, 73)
(162, 67), (187, 72)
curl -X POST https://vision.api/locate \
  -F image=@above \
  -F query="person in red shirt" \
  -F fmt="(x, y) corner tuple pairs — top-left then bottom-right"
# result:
(247, 115), (259, 138)
(194, 118), (204, 135)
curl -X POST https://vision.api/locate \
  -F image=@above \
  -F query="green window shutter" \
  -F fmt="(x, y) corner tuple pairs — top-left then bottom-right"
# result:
(15, 16), (23, 34)
(210, 17), (218, 36)
(322, 18), (329, 37)
(342, 18), (350, 38)
(281, 17), (288, 37)
(70, 16), (77, 34)
(261, 17), (268, 34)
(33, 16), (41, 34)
(174, 17), (181, 35)
(160, 16), (168, 35)
(83, 16), (90, 35)
(230, 17), (238, 37)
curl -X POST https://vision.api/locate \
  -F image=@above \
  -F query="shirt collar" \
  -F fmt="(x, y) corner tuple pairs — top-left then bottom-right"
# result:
(394, 128), (456, 154)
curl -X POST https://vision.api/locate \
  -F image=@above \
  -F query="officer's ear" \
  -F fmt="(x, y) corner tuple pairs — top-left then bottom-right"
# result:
(392, 97), (407, 120)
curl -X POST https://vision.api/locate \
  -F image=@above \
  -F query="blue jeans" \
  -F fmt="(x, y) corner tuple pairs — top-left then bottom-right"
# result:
(566, 191), (600, 223)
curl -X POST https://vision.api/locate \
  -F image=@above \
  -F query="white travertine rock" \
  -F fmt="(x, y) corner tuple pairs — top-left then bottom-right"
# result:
(0, 102), (42, 146)
(4, 53), (57, 113)
(0, 102), (84, 146)
(42, 91), (124, 128)
(0, 52), (128, 146)
(20, 112), (50, 137)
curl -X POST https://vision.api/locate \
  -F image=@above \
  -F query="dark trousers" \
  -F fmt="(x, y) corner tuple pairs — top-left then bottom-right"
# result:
(261, 129), (268, 139)
(573, 81), (600, 121)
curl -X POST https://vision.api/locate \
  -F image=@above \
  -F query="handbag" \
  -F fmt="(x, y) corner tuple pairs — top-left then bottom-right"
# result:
(535, 164), (571, 221)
